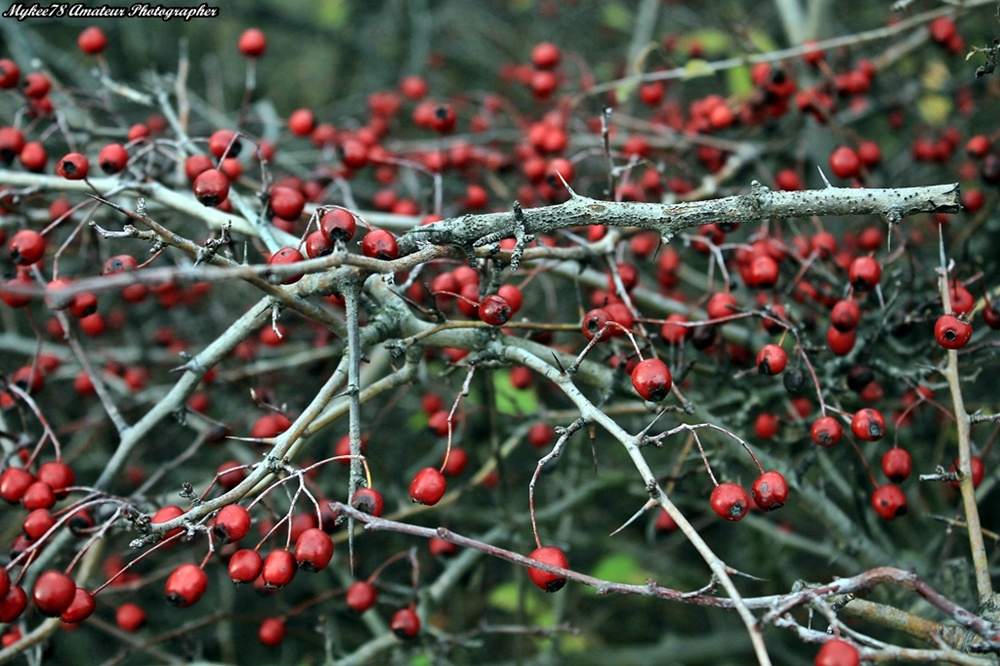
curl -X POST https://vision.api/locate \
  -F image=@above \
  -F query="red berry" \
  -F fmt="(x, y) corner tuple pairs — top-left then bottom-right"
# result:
(59, 587), (96, 623)
(98, 143), (128, 174)
(267, 247), (305, 285)
(238, 28), (267, 57)
(929, 16), (956, 44)
(288, 108), (315, 136)
(441, 447), (469, 476)
(528, 422), (555, 448)
(19, 141), (46, 172)
(751, 471), (788, 511)
(22, 481), (56, 511)
(951, 456), (985, 489)
(706, 292), (738, 320)
(258, 617), (285, 646)
(754, 413), (780, 440)
(756, 344), (787, 375)
(479, 294), (512, 326)
(527, 546), (569, 592)
(871, 484), (907, 520)
(967, 134), (991, 157)
(815, 638), (860, 666)
(262, 550), (297, 590)
(429, 104), (457, 134)
(830, 299), (860, 332)
(228, 549), (264, 584)
(934, 313), (973, 349)
(115, 602), (147, 632)
(193, 169), (230, 207)
(0, 586), (27, 623)
(0, 568), (8, 600)
(498, 284), (523, 314)
(22, 508), (55, 540)
(321, 210), (358, 242)
(710, 482), (749, 521)
(851, 408), (885, 441)
(581, 308), (612, 340)
(531, 42), (561, 69)
(269, 186), (305, 221)
(826, 326), (857, 355)
(746, 254), (779, 288)
(857, 140), (882, 168)
(351, 487), (385, 517)
(213, 504), (251, 543)
(294, 528), (334, 572)
(0, 59), (20, 89)
(409, 467), (447, 505)
(77, 27), (107, 55)
(9, 229), (46, 266)
(32, 570), (76, 616)
(165, 563), (208, 607)
(56, 153), (89, 180)
(400, 75), (428, 99)
(429, 536), (458, 558)
(361, 229), (399, 260)
(346, 581), (377, 613)
(0, 468), (35, 504)
(660, 313), (690, 345)
(21, 72), (50, 99)
(848, 256), (881, 291)
(829, 146), (861, 179)
(631, 358), (672, 401)
(881, 447), (912, 483)
(390, 606), (421, 638)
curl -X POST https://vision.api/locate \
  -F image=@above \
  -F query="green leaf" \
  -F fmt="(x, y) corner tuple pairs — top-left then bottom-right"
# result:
(727, 65), (753, 96)
(601, 2), (631, 32)
(495, 370), (539, 415)
(590, 553), (651, 588)
(315, 0), (348, 28)
(683, 59), (715, 80)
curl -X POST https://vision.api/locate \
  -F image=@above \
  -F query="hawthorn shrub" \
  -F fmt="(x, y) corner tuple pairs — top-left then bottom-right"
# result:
(1, 3), (1000, 665)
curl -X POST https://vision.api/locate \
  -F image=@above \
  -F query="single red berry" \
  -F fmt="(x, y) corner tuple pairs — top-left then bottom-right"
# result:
(871, 484), (907, 520)
(0, 468), (35, 504)
(351, 487), (385, 517)
(857, 140), (882, 168)
(56, 153), (89, 180)
(429, 536), (458, 558)
(19, 141), (46, 172)
(429, 104), (457, 134)
(115, 603), (147, 632)
(59, 587), (96, 623)
(851, 408), (885, 441)
(826, 326), (857, 355)
(208, 129), (241, 159)
(409, 467), (447, 505)
(751, 471), (789, 511)
(756, 344), (787, 376)
(710, 482), (749, 521)
(830, 299), (860, 332)
(0, 127), (24, 166)
(77, 26), (107, 55)
(746, 254), (779, 288)
(165, 563), (208, 607)
(98, 143), (129, 174)
(581, 308), (612, 340)
(193, 169), (230, 207)
(881, 447), (913, 483)
(441, 447), (468, 476)
(269, 186), (305, 221)
(479, 294), (512, 326)
(0, 568), (9, 600)
(848, 256), (881, 291)
(660, 313), (690, 345)
(527, 546), (569, 592)
(951, 456), (985, 489)
(0, 586), (27, 623)
(258, 617), (285, 646)
(238, 28), (267, 57)
(391, 606), (421, 638)
(346, 581), (377, 613)
(294, 528), (334, 572)
(400, 75), (428, 99)
(754, 412), (780, 440)
(228, 548), (264, 584)
(213, 505), (251, 543)
(32, 570), (76, 616)
(528, 422), (555, 448)
(261, 550), (297, 590)
(815, 638), (860, 666)
(320, 208), (357, 242)
(22, 481), (56, 511)
(36, 461), (74, 498)
(829, 146), (861, 179)
(929, 16), (957, 44)
(631, 358), (672, 401)
(151, 505), (185, 540)
(267, 247), (305, 285)
(9, 229), (46, 266)
(497, 284), (523, 314)
(288, 108), (315, 136)
(0, 59), (20, 89)
(68, 290), (98, 318)
(21, 72), (50, 99)
(706, 292), (738, 320)
(22, 508), (55, 540)
(361, 229), (399, 260)
(531, 42), (561, 69)
(934, 313), (973, 350)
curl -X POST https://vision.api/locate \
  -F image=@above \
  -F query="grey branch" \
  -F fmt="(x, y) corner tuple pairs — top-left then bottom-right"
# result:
(397, 181), (961, 255)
